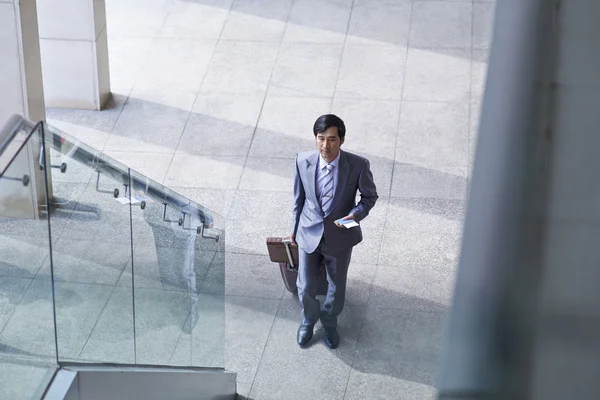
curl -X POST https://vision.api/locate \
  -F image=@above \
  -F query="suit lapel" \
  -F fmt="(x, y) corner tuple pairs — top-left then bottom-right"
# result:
(326, 150), (350, 217)
(305, 152), (321, 212)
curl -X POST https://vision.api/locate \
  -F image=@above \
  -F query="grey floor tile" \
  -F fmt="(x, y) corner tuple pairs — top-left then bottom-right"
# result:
(107, 37), (155, 91)
(56, 200), (132, 244)
(46, 93), (128, 150)
(168, 334), (193, 366)
(473, 2), (496, 50)
(0, 277), (32, 332)
(117, 244), (215, 292)
(160, 1), (230, 39)
(164, 153), (245, 189)
(347, 1), (412, 46)
(336, 45), (407, 100)
(105, 0), (169, 37)
(0, 279), (112, 360)
(0, 361), (56, 400)
(228, 190), (293, 226)
(134, 38), (217, 92)
(344, 308), (444, 400)
(221, 0), (293, 42)
(225, 219), (290, 255)
(378, 227), (460, 270)
(396, 101), (469, 168)
(239, 157), (295, 193)
(403, 48), (471, 102)
(249, 301), (365, 400)
(391, 163), (468, 200)
(193, 293), (227, 367)
(386, 197), (465, 234)
(78, 286), (135, 364)
(269, 43), (343, 98)
(0, 216), (62, 245)
(359, 196), (390, 232)
(104, 151), (173, 184)
(106, 90), (197, 153)
(37, 239), (130, 285)
(201, 253), (284, 299)
(223, 296), (279, 398)
(331, 98), (400, 163)
(348, 227), (384, 265)
(0, 235), (49, 278)
(249, 96), (331, 159)
(345, 263), (376, 307)
(178, 94), (264, 157)
(283, 0), (352, 44)
(369, 263), (455, 313)
(471, 49), (490, 100)
(369, 162), (394, 199)
(133, 287), (193, 365)
(201, 41), (280, 96)
(409, 1), (472, 49)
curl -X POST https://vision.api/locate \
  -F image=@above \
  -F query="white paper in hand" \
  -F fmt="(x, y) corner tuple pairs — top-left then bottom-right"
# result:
(336, 218), (359, 228)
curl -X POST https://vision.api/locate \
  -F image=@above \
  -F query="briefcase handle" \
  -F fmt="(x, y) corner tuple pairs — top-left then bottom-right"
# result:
(282, 237), (297, 270)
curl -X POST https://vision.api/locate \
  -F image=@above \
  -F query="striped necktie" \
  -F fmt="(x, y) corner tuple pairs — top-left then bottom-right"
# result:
(318, 164), (334, 212)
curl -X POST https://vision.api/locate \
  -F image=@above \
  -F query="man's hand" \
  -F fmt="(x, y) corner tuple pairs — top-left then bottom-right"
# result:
(289, 234), (297, 246)
(335, 214), (355, 228)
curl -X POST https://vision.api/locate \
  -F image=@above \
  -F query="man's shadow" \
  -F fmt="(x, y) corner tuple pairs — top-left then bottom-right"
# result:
(227, 282), (449, 391)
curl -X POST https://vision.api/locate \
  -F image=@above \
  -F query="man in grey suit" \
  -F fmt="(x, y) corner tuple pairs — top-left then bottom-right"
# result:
(290, 114), (378, 349)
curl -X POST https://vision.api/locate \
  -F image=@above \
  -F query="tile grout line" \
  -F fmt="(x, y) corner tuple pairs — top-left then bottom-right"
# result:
(387, 0), (416, 204)
(467, 0), (476, 192)
(235, 0), (296, 192)
(341, 314), (367, 400)
(329, 0), (356, 111)
(247, 298), (283, 397)
(161, 1), (235, 187)
(0, 277), (37, 337)
(379, 0), (415, 268)
(104, 30), (159, 152)
(340, 0), (387, 397)
(75, 283), (121, 360)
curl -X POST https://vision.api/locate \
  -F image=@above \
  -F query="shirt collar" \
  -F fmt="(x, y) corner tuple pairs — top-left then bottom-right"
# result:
(319, 151), (341, 169)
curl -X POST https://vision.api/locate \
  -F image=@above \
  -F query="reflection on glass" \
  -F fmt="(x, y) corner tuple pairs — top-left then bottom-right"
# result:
(0, 123), (57, 399)
(129, 169), (225, 367)
(44, 125), (135, 364)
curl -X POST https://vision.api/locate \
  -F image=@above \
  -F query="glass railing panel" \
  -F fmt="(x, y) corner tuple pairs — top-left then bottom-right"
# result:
(0, 122), (58, 399)
(43, 124), (135, 365)
(128, 169), (225, 367)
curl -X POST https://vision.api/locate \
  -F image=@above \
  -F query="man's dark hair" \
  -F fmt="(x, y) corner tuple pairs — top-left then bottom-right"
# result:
(313, 114), (346, 139)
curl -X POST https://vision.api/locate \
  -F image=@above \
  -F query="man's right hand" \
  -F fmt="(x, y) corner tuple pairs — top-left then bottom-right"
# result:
(289, 234), (296, 246)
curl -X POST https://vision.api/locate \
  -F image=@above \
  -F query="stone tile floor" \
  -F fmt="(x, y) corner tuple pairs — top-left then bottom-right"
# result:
(0, 0), (496, 398)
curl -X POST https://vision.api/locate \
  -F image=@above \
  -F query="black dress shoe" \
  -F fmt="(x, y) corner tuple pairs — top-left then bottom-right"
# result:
(297, 324), (314, 346)
(324, 327), (340, 349)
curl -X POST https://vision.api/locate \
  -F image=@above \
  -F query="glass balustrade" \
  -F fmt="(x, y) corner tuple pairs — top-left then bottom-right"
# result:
(0, 121), (58, 400)
(0, 114), (226, 398)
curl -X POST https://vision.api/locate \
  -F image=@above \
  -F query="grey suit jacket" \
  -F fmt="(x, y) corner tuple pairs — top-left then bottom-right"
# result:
(291, 149), (378, 254)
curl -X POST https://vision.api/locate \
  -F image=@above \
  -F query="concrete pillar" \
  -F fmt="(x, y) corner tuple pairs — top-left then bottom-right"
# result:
(0, 0), (49, 219)
(37, 0), (111, 110)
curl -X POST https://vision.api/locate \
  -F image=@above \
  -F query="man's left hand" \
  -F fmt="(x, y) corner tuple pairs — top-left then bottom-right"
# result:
(335, 214), (355, 228)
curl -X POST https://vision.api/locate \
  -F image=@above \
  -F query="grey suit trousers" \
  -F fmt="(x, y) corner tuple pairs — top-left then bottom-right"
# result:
(297, 238), (352, 328)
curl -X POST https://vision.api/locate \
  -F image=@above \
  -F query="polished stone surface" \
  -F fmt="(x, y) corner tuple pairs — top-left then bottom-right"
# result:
(2, 0), (496, 398)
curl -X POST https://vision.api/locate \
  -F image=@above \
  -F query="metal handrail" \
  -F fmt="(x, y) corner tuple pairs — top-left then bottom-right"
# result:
(0, 114), (215, 231)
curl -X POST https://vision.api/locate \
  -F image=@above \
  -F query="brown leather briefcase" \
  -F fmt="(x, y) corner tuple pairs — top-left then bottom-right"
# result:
(266, 237), (328, 295)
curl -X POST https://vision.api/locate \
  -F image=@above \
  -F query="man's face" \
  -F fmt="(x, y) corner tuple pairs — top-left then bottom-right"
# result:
(316, 126), (344, 163)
